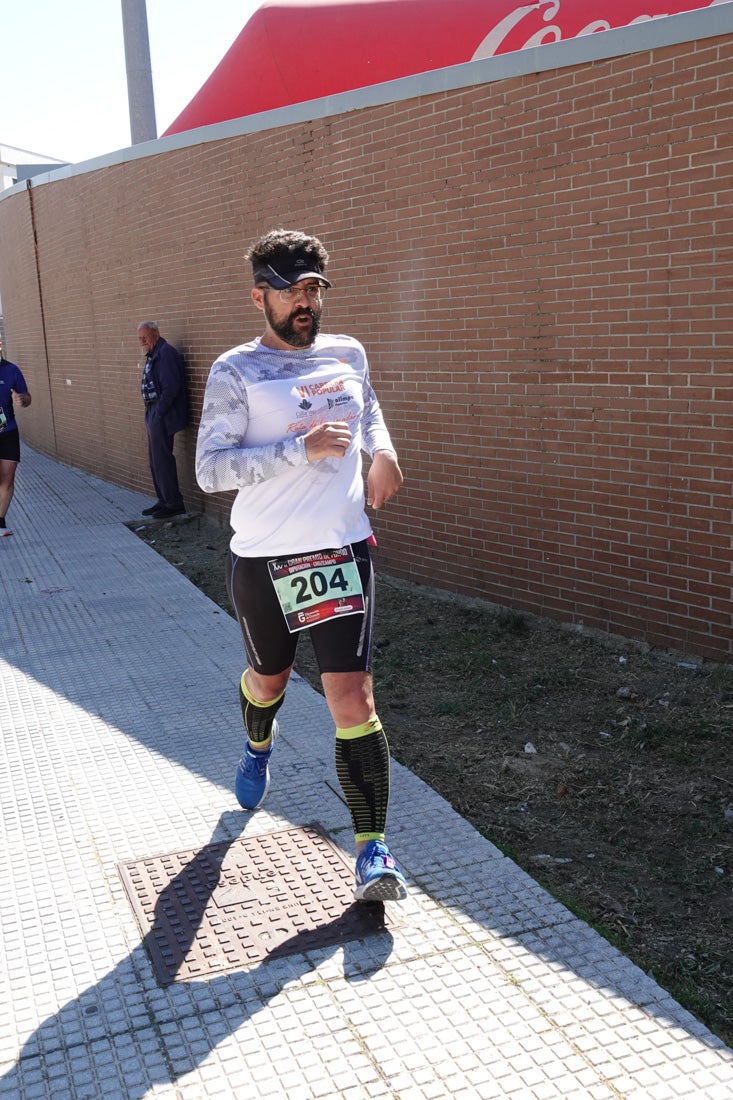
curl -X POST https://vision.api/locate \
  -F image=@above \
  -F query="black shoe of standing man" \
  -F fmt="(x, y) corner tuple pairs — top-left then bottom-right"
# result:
(151, 506), (186, 519)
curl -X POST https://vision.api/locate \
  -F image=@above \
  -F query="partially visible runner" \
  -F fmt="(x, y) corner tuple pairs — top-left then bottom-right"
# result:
(0, 343), (32, 538)
(195, 229), (407, 902)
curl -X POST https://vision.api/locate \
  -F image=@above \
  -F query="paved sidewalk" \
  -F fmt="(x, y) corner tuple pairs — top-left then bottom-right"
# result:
(0, 447), (731, 1100)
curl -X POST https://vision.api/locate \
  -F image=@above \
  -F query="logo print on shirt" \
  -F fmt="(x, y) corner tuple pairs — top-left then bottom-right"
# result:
(296, 379), (346, 398)
(327, 394), (352, 410)
(298, 398), (312, 410)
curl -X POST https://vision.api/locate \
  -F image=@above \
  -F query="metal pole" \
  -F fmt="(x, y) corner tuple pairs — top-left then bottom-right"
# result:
(121, 0), (157, 144)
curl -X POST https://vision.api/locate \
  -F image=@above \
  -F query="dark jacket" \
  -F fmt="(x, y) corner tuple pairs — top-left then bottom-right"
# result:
(147, 337), (187, 435)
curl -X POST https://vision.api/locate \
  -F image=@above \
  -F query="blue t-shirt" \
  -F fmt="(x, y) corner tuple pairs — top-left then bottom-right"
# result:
(0, 358), (29, 434)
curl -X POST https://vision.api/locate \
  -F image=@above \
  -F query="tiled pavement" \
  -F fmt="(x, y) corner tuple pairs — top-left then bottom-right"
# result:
(1, 447), (731, 1100)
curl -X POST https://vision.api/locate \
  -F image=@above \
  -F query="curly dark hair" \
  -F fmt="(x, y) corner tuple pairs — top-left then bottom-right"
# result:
(245, 229), (329, 278)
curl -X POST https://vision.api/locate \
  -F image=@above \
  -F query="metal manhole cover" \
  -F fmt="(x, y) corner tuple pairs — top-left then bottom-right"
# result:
(118, 824), (392, 985)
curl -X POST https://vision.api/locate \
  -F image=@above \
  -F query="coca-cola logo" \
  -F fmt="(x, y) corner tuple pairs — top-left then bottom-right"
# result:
(470, 0), (731, 60)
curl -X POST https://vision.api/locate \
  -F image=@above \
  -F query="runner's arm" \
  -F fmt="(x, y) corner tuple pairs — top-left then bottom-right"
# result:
(360, 366), (402, 507)
(13, 389), (31, 408)
(195, 361), (307, 493)
(360, 367), (396, 457)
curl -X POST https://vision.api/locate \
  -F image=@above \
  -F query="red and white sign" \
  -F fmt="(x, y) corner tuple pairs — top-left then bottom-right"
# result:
(164, 0), (731, 136)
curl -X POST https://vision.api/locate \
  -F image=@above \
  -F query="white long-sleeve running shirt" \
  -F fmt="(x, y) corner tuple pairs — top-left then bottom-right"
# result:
(195, 333), (396, 558)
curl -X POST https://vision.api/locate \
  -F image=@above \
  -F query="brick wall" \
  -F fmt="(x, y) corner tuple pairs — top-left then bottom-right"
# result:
(0, 24), (731, 661)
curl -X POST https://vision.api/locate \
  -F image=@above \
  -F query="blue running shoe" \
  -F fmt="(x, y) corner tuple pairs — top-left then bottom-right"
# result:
(354, 840), (407, 902)
(234, 721), (277, 810)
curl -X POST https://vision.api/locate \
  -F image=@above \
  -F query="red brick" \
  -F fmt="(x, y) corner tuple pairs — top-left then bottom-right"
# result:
(1, 28), (731, 660)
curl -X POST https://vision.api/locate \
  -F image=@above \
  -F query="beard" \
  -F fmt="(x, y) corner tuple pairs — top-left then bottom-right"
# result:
(264, 300), (322, 348)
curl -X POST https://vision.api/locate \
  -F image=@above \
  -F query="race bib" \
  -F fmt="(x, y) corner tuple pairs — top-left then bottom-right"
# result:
(268, 546), (364, 633)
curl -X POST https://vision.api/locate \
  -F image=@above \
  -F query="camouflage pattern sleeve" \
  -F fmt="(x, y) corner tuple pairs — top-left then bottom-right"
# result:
(360, 365), (396, 457)
(195, 358), (308, 493)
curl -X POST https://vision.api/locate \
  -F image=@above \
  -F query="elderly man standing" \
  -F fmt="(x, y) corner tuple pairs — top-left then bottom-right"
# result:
(136, 321), (187, 518)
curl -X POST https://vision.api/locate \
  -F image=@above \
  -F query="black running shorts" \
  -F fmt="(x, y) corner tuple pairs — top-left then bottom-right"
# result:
(0, 429), (20, 463)
(226, 538), (375, 676)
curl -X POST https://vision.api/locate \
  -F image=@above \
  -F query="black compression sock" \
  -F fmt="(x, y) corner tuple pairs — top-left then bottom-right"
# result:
(335, 717), (391, 842)
(239, 672), (285, 745)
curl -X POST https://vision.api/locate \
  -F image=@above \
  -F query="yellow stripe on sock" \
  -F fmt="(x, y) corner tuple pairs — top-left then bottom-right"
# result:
(240, 671), (285, 709)
(335, 717), (383, 740)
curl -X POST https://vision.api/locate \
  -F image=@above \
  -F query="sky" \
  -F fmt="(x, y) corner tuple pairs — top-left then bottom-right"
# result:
(2, 0), (262, 165)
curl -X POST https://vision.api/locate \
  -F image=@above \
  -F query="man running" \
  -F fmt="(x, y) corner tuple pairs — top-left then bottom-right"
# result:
(195, 228), (406, 902)
(0, 343), (32, 538)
